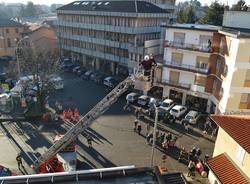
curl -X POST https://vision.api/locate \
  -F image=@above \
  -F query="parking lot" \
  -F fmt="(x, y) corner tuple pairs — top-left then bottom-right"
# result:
(0, 68), (215, 182)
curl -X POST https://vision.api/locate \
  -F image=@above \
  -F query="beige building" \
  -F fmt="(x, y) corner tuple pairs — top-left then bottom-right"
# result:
(215, 11), (250, 114)
(0, 19), (24, 57)
(208, 115), (250, 184)
(25, 24), (57, 55)
(154, 24), (221, 113)
(154, 11), (250, 114)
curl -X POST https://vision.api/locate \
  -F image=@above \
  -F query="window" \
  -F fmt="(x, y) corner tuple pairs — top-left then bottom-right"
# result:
(7, 38), (11, 47)
(194, 75), (206, 86)
(212, 80), (218, 93)
(236, 145), (245, 164)
(173, 32), (185, 45)
(199, 35), (212, 47)
(240, 93), (249, 103)
(196, 56), (209, 69)
(171, 52), (183, 65)
(169, 71), (180, 82)
(6, 29), (9, 33)
(15, 28), (19, 33)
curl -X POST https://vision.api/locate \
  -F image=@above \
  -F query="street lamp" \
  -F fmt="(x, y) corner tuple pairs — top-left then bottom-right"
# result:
(150, 103), (159, 167)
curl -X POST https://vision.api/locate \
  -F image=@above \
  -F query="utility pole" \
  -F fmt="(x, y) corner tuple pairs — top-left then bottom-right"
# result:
(150, 105), (158, 167)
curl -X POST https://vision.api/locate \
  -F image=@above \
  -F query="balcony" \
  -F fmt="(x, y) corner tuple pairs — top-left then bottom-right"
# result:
(157, 79), (191, 90)
(165, 41), (212, 53)
(163, 60), (209, 75)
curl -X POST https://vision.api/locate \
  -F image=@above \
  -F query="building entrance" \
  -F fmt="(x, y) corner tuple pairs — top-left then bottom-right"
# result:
(186, 95), (208, 112)
(169, 89), (183, 104)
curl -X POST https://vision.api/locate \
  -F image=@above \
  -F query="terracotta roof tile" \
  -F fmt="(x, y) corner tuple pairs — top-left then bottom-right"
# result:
(210, 115), (250, 154)
(208, 153), (249, 184)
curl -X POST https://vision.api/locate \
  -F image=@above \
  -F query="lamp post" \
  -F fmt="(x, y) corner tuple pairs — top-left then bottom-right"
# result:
(150, 103), (159, 167)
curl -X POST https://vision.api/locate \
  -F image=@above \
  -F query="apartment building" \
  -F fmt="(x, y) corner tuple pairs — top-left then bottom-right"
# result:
(208, 115), (250, 184)
(24, 24), (57, 55)
(56, 1), (173, 75)
(155, 24), (220, 113)
(0, 19), (25, 57)
(215, 11), (250, 114)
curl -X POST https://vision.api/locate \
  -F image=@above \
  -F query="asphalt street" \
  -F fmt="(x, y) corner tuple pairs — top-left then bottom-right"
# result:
(0, 72), (215, 183)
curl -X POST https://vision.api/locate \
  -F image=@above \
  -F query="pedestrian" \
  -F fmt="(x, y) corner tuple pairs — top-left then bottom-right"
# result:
(87, 136), (92, 148)
(134, 119), (138, 132)
(16, 154), (23, 170)
(146, 123), (150, 136)
(135, 108), (139, 119)
(178, 147), (185, 162)
(68, 108), (73, 121)
(63, 110), (67, 120)
(166, 132), (172, 143)
(137, 123), (142, 135)
(172, 116), (176, 123)
(187, 161), (195, 178)
(160, 133), (165, 144)
(74, 108), (79, 121)
(203, 118), (211, 134)
(146, 131), (153, 143)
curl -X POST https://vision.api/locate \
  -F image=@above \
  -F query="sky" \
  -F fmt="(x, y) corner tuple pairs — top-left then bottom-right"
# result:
(1, 0), (250, 6)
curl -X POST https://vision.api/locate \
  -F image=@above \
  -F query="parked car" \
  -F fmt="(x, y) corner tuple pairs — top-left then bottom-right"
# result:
(126, 92), (140, 104)
(77, 68), (86, 76)
(182, 110), (200, 125)
(93, 73), (107, 84)
(81, 70), (93, 80)
(159, 99), (175, 112)
(137, 95), (150, 107)
(148, 97), (161, 108)
(170, 105), (187, 118)
(90, 72), (100, 81)
(103, 76), (118, 88)
(72, 66), (81, 73)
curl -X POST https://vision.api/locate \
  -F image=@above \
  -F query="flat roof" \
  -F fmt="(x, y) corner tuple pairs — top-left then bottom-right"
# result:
(164, 23), (221, 32)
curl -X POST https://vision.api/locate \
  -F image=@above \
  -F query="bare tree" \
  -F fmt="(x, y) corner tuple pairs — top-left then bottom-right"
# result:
(16, 39), (59, 115)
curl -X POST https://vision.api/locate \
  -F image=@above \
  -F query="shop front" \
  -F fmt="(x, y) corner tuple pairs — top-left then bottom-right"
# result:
(185, 94), (208, 113)
(169, 89), (183, 104)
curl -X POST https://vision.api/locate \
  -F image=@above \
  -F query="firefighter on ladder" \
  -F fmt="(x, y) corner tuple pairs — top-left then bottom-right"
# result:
(139, 54), (157, 80)
(16, 153), (24, 170)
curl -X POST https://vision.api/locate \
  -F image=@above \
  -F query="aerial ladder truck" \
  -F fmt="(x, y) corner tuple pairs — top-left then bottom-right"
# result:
(35, 58), (156, 173)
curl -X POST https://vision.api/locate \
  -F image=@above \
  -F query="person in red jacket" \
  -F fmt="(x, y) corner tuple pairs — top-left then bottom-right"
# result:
(67, 108), (73, 122)
(74, 108), (79, 121)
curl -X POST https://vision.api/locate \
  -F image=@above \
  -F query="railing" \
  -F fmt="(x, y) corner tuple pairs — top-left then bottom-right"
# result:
(163, 60), (209, 75)
(165, 41), (212, 53)
(158, 79), (191, 90)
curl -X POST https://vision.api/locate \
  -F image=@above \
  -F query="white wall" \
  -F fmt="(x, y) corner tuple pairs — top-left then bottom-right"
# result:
(162, 67), (170, 81)
(223, 11), (250, 29)
(165, 28), (213, 45)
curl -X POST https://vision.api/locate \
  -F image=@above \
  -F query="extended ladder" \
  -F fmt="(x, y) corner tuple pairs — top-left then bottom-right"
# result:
(35, 77), (133, 167)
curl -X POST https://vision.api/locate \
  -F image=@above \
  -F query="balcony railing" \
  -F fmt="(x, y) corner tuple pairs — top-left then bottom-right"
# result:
(163, 60), (209, 75)
(157, 79), (191, 90)
(165, 41), (212, 53)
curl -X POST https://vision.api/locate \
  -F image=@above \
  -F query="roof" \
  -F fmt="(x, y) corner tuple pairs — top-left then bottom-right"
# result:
(219, 26), (250, 38)
(207, 153), (249, 184)
(210, 115), (250, 154)
(164, 23), (221, 32)
(0, 166), (187, 184)
(57, 1), (168, 13)
(0, 19), (24, 27)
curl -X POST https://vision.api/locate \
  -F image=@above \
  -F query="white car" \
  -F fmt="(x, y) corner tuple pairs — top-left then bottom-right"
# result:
(137, 95), (150, 107)
(170, 105), (187, 118)
(103, 76), (117, 88)
(183, 110), (200, 125)
(126, 92), (140, 103)
(159, 99), (175, 112)
(50, 76), (64, 90)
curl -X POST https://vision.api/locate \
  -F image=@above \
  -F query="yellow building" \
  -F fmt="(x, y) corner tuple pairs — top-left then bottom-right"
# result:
(0, 19), (24, 57)
(208, 115), (250, 184)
